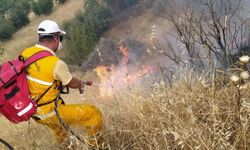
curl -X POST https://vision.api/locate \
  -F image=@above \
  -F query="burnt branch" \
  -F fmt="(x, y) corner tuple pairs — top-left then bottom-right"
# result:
(154, 0), (249, 69)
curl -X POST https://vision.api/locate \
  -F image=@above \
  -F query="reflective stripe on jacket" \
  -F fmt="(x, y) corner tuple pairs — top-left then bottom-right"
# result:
(21, 46), (60, 106)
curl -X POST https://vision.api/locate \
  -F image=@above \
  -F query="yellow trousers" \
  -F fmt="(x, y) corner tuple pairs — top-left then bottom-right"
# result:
(33, 102), (103, 146)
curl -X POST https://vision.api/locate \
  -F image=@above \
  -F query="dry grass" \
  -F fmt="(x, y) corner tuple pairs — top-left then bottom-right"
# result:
(1, 1), (250, 148)
(0, 0), (85, 61)
(104, 11), (170, 48)
(2, 68), (250, 149)
(95, 70), (250, 150)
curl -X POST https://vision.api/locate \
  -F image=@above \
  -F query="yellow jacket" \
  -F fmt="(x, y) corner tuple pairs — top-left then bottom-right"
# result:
(22, 45), (60, 114)
(22, 46), (104, 148)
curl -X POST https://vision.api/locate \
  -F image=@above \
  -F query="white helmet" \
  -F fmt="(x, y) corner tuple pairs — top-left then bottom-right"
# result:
(37, 20), (66, 35)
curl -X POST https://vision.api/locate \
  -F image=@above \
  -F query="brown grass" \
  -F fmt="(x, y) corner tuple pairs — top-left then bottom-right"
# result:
(1, 1), (250, 149)
(104, 11), (170, 48)
(1, 68), (250, 149)
(95, 69), (250, 150)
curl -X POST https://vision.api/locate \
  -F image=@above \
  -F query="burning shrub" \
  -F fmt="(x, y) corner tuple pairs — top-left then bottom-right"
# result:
(80, 37), (149, 72)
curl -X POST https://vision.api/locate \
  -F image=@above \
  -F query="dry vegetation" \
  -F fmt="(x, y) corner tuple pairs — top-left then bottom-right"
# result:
(97, 67), (250, 150)
(2, 64), (250, 149)
(1, 0), (250, 150)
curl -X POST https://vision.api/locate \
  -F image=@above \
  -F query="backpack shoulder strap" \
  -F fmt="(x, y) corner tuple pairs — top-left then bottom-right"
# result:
(23, 51), (53, 67)
(22, 51), (55, 104)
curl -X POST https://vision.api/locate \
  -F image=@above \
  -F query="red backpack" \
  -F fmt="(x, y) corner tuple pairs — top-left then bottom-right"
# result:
(0, 51), (52, 123)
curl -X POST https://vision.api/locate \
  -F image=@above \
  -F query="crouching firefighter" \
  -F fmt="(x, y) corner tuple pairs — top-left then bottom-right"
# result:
(21, 20), (106, 149)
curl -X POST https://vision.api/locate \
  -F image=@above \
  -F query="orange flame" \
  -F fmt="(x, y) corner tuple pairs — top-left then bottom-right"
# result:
(95, 40), (155, 97)
(119, 40), (129, 66)
(94, 65), (116, 97)
(124, 65), (154, 85)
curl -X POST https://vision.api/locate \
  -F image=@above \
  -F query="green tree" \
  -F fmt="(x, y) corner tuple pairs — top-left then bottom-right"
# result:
(84, 0), (98, 8)
(14, 0), (30, 14)
(0, 0), (30, 40)
(32, 0), (53, 16)
(9, 9), (30, 29)
(65, 0), (112, 65)
(83, 2), (112, 36)
(105, 0), (138, 10)
(56, 0), (68, 4)
(0, 0), (13, 14)
(9, 0), (31, 29)
(65, 21), (98, 65)
(31, 1), (41, 15)
(0, 18), (16, 41)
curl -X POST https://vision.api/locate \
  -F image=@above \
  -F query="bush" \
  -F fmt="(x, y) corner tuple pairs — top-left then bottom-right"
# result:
(31, 1), (41, 16)
(10, 9), (30, 29)
(105, 0), (138, 11)
(83, 3), (112, 36)
(0, 19), (16, 41)
(9, 0), (30, 29)
(31, 0), (53, 16)
(0, 0), (30, 40)
(65, 21), (98, 65)
(14, 0), (30, 14)
(65, 0), (112, 65)
(56, 0), (68, 4)
(0, 0), (13, 14)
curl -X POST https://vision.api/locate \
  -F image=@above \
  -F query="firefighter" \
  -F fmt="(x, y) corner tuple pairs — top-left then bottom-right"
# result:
(21, 20), (105, 149)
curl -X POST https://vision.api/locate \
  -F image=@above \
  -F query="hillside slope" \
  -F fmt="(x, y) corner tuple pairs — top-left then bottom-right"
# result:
(0, 0), (84, 60)
(0, 2), (171, 149)
(0, 1), (86, 149)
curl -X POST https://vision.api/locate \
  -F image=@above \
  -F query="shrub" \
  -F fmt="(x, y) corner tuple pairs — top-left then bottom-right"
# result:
(56, 0), (68, 4)
(31, 0), (53, 16)
(65, 21), (98, 65)
(14, 0), (30, 14)
(0, 19), (16, 41)
(0, 0), (13, 14)
(9, 0), (30, 29)
(105, 0), (138, 11)
(0, 0), (30, 40)
(83, 3), (112, 36)
(9, 8), (30, 29)
(64, 0), (112, 65)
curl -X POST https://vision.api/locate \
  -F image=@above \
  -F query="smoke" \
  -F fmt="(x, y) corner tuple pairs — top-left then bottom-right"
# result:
(92, 37), (165, 97)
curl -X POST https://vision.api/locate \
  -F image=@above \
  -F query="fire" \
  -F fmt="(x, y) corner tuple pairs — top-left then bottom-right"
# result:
(124, 65), (154, 85)
(118, 40), (128, 79)
(119, 41), (129, 66)
(94, 65), (116, 97)
(95, 40), (155, 97)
